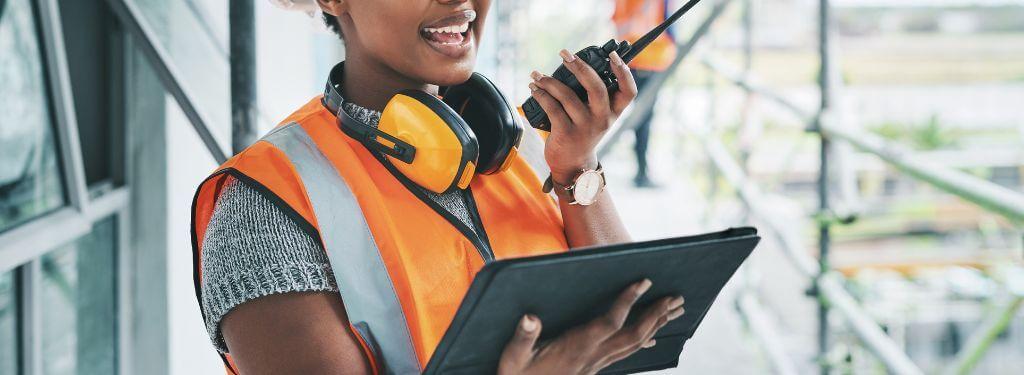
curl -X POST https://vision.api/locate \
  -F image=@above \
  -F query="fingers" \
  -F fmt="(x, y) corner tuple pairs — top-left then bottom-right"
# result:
(531, 71), (589, 125)
(640, 296), (683, 337)
(559, 49), (611, 116)
(638, 296), (683, 344)
(529, 83), (574, 132)
(609, 51), (639, 114)
(639, 296), (683, 342)
(598, 296), (685, 369)
(586, 279), (652, 341)
(498, 315), (543, 374)
(605, 296), (676, 351)
(667, 304), (685, 321)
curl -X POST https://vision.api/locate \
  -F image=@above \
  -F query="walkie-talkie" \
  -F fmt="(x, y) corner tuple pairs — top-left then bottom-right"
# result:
(521, 0), (704, 131)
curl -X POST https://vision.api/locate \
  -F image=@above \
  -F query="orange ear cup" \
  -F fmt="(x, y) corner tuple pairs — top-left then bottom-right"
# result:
(377, 92), (479, 194)
(331, 63), (518, 194)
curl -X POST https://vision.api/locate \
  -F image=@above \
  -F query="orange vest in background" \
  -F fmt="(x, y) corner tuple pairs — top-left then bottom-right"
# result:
(190, 97), (569, 374)
(614, 0), (679, 72)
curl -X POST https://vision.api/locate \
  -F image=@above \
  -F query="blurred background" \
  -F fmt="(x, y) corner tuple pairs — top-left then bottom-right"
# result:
(0, 0), (1022, 374)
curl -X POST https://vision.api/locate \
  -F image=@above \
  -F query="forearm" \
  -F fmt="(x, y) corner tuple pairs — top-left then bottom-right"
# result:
(529, 47), (640, 249)
(559, 189), (631, 248)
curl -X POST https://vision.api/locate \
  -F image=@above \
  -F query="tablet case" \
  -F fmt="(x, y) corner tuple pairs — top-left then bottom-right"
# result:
(423, 227), (760, 374)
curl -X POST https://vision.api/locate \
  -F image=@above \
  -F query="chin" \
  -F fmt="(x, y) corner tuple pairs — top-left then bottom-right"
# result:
(421, 57), (477, 86)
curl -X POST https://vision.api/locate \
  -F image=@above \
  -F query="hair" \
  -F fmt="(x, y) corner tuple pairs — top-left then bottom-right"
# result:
(323, 13), (343, 39)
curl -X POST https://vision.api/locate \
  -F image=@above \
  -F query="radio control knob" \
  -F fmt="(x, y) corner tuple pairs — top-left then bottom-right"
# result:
(602, 40), (618, 53)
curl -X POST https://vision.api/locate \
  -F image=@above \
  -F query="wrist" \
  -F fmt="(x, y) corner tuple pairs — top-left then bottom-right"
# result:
(549, 156), (598, 186)
(544, 161), (606, 206)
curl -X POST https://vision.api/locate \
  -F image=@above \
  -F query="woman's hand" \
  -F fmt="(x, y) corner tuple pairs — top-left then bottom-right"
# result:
(530, 49), (639, 185)
(497, 280), (685, 375)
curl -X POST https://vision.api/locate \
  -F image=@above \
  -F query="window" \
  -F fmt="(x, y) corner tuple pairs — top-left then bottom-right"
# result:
(58, 0), (125, 191)
(0, 0), (66, 232)
(0, 271), (17, 375)
(131, 0), (232, 139)
(1, 0), (142, 373)
(40, 217), (118, 375)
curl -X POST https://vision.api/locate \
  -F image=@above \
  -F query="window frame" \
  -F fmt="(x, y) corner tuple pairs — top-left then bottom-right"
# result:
(0, 0), (133, 374)
(0, 0), (91, 271)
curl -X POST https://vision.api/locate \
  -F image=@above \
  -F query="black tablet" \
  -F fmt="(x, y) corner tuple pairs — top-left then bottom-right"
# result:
(424, 227), (760, 374)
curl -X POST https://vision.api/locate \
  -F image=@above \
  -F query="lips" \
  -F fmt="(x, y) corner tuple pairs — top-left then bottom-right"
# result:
(420, 9), (477, 58)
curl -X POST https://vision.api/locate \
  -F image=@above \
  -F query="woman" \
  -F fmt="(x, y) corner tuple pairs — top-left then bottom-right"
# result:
(191, 0), (685, 373)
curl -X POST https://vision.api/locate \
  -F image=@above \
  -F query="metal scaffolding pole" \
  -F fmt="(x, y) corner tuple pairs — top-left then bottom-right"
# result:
(815, 0), (834, 373)
(701, 55), (814, 123)
(230, 0), (258, 154)
(696, 123), (923, 375)
(702, 58), (1024, 226)
(737, 293), (800, 375)
(692, 3), (1023, 373)
(944, 295), (1024, 375)
(738, 0), (754, 184)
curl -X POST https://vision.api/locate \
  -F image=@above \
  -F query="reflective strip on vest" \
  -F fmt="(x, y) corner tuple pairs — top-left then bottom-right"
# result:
(263, 122), (421, 374)
(519, 127), (550, 183)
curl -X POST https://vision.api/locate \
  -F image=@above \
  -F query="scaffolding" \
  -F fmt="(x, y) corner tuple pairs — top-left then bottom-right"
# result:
(593, 0), (1024, 373)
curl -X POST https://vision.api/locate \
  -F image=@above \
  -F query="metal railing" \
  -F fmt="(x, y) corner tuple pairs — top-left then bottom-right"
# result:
(701, 50), (1024, 375)
(695, 123), (924, 374)
(595, 0), (1024, 373)
(701, 56), (1024, 227)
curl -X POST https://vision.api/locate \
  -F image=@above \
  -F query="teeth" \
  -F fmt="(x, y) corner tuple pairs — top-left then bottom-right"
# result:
(423, 22), (470, 34)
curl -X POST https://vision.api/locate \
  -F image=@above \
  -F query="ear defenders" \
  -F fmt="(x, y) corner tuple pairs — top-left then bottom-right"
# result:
(324, 62), (524, 194)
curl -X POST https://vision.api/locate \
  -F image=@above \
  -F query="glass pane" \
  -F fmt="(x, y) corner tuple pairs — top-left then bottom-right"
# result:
(0, 271), (17, 375)
(58, 0), (124, 190)
(0, 0), (66, 232)
(129, 0), (231, 142)
(41, 218), (117, 375)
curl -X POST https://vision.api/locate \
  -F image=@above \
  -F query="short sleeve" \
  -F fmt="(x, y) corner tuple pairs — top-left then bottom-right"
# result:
(200, 178), (339, 353)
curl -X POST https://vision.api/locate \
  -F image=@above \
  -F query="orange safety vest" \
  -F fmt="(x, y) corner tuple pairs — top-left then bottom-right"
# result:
(613, 0), (678, 72)
(190, 96), (569, 374)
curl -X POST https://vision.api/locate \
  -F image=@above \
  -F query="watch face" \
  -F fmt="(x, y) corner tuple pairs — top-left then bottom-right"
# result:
(573, 171), (604, 205)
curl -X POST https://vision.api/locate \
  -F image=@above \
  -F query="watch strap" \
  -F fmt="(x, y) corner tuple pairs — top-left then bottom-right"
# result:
(541, 162), (604, 194)
(542, 175), (555, 194)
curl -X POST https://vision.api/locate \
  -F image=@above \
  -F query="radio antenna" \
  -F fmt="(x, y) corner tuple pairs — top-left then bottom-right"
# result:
(621, 0), (704, 63)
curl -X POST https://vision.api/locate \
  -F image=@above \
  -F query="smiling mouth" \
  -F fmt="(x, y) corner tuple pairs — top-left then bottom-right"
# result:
(420, 10), (476, 58)
(422, 22), (471, 45)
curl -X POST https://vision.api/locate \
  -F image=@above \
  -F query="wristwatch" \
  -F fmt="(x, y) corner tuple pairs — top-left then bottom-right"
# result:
(543, 163), (606, 206)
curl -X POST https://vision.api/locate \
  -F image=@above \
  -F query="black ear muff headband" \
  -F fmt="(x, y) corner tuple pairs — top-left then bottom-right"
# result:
(441, 73), (523, 175)
(324, 63), (417, 164)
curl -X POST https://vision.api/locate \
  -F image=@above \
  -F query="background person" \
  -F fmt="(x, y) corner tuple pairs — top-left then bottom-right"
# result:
(613, 0), (679, 188)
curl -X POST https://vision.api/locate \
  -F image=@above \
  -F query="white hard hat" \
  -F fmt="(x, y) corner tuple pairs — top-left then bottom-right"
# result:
(267, 0), (319, 16)
(267, 0), (333, 34)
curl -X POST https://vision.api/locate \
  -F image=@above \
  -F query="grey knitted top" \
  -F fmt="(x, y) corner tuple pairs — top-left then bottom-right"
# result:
(200, 102), (479, 353)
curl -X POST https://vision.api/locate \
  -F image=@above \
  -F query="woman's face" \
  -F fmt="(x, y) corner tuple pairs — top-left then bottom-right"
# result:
(330, 0), (491, 86)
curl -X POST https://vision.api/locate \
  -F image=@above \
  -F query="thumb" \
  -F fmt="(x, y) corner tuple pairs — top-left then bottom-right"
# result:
(498, 315), (542, 374)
